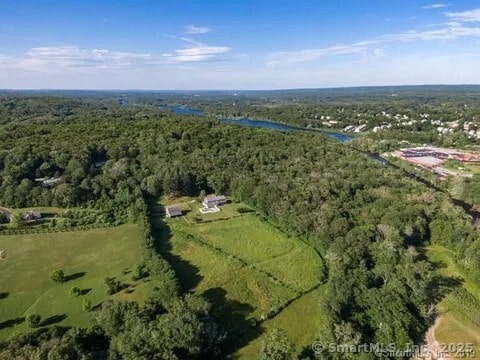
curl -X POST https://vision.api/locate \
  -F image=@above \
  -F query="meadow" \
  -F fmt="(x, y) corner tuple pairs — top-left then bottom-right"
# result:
(236, 286), (330, 358)
(0, 224), (152, 340)
(193, 216), (325, 291)
(427, 245), (480, 358)
(157, 197), (327, 355)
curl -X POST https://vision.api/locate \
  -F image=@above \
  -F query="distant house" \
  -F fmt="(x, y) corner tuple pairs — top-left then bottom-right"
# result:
(34, 177), (61, 187)
(166, 205), (183, 218)
(23, 210), (41, 223)
(203, 195), (227, 209)
(200, 195), (227, 214)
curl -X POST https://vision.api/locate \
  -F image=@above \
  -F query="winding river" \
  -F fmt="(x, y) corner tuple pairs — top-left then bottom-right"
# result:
(165, 105), (353, 143)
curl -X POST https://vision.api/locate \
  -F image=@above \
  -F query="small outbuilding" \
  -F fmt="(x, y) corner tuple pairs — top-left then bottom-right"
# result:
(166, 205), (183, 218)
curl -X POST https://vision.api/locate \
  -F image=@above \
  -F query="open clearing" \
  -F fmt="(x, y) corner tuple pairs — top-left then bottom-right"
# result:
(427, 245), (480, 358)
(236, 286), (329, 358)
(194, 216), (324, 291)
(155, 197), (327, 356)
(0, 224), (152, 340)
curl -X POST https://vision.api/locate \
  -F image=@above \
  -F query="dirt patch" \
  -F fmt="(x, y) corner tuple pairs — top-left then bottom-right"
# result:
(415, 317), (449, 360)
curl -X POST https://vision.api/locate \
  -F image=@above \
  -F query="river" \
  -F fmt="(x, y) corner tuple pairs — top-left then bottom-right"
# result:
(165, 106), (353, 143)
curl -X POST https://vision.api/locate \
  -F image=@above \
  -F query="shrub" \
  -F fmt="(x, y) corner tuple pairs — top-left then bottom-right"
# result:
(26, 313), (41, 328)
(50, 269), (65, 283)
(132, 264), (149, 281)
(82, 299), (92, 312)
(104, 277), (125, 295)
(69, 286), (81, 297)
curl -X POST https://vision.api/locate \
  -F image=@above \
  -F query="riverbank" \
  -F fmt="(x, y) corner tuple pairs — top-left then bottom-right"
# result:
(223, 117), (355, 143)
(162, 104), (357, 143)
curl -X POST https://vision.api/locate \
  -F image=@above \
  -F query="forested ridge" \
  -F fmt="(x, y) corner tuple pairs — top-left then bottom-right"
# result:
(0, 97), (478, 359)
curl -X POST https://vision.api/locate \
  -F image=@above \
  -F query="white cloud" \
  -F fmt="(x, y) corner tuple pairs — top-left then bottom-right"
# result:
(383, 26), (480, 41)
(423, 3), (448, 9)
(0, 43), (231, 73)
(1, 46), (155, 72)
(184, 25), (210, 34)
(373, 48), (384, 57)
(446, 8), (480, 23)
(2, 51), (480, 89)
(162, 33), (230, 62)
(163, 34), (203, 46)
(164, 46), (230, 63)
(268, 15), (480, 65)
(270, 40), (382, 63)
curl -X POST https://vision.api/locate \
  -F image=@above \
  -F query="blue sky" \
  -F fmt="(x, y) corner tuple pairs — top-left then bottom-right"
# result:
(1, 0), (480, 89)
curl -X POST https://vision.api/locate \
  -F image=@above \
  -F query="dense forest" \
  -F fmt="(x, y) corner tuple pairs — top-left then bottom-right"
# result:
(103, 86), (480, 150)
(0, 95), (479, 359)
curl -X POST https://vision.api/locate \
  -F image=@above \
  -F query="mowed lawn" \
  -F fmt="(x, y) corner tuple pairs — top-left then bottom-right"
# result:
(427, 245), (480, 357)
(0, 225), (150, 339)
(193, 215), (325, 291)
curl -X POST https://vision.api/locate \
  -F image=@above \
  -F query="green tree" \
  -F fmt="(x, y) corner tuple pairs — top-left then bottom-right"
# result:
(132, 264), (148, 281)
(50, 269), (65, 283)
(82, 299), (92, 312)
(26, 313), (41, 328)
(10, 213), (24, 229)
(259, 328), (295, 360)
(69, 286), (81, 297)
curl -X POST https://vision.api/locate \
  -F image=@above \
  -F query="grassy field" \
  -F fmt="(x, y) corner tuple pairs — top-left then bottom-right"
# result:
(0, 224), (153, 340)
(156, 197), (327, 356)
(427, 245), (480, 358)
(166, 233), (296, 323)
(194, 216), (324, 291)
(236, 286), (329, 358)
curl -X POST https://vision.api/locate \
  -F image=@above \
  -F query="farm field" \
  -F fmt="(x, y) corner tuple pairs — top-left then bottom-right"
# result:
(155, 197), (327, 356)
(427, 245), (480, 358)
(0, 224), (153, 340)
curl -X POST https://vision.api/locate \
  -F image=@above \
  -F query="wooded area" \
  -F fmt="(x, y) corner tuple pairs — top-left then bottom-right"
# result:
(0, 95), (478, 359)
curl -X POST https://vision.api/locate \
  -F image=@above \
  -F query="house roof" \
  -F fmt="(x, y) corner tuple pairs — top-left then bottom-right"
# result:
(205, 195), (226, 202)
(166, 205), (183, 216)
(24, 210), (41, 216)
